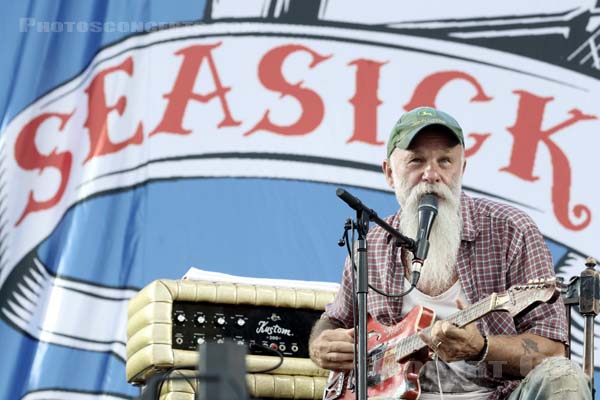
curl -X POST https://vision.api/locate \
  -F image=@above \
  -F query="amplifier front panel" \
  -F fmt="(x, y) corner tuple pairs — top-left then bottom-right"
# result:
(172, 302), (323, 358)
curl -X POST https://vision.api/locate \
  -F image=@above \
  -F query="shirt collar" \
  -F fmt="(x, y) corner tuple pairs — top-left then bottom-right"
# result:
(460, 192), (478, 242)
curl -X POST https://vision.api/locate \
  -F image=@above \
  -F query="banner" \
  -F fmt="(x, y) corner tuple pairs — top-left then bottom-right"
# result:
(1, 0), (599, 398)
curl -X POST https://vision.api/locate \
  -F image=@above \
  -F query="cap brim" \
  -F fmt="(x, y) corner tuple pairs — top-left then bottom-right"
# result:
(394, 122), (461, 150)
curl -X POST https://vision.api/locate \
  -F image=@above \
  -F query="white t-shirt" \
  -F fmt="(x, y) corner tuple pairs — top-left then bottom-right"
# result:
(402, 278), (496, 400)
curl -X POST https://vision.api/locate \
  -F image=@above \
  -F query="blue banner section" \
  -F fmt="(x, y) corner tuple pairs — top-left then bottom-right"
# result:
(0, 0), (204, 130)
(36, 178), (399, 285)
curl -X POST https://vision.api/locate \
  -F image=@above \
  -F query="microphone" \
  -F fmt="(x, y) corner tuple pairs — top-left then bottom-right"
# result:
(336, 188), (416, 250)
(410, 194), (438, 285)
(335, 188), (377, 217)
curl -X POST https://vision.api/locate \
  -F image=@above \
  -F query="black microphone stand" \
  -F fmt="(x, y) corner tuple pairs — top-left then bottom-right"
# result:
(354, 207), (369, 400)
(336, 188), (416, 400)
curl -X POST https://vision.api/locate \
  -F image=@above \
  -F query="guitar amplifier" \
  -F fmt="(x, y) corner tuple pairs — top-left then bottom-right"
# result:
(126, 279), (336, 385)
(156, 369), (328, 400)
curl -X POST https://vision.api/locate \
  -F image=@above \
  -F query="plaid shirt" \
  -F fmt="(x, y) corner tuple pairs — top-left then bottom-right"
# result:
(324, 192), (568, 400)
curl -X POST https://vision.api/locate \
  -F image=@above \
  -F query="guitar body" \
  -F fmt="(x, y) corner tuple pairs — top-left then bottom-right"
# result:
(323, 306), (435, 400)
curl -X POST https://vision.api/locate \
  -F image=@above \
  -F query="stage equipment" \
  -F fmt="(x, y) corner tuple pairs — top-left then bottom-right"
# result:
(336, 188), (433, 400)
(126, 279), (335, 385)
(196, 341), (247, 400)
(563, 257), (599, 395)
(152, 369), (327, 400)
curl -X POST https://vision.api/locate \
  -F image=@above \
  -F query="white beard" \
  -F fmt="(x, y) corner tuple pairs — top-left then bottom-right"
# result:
(394, 178), (463, 295)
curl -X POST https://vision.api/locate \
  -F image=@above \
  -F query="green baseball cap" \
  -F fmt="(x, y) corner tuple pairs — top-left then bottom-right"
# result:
(386, 107), (464, 158)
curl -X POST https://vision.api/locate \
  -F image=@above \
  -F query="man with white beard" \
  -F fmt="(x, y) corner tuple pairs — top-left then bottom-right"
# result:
(309, 107), (590, 399)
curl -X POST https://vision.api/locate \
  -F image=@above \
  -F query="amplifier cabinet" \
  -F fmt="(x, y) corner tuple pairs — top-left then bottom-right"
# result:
(157, 369), (328, 400)
(126, 279), (336, 385)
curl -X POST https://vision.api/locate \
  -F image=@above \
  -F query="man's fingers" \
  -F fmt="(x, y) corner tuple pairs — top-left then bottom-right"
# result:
(418, 331), (433, 348)
(456, 298), (467, 310)
(325, 350), (354, 362)
(430, 321), (441, 339)
(440, 320), (468, 340)
(441, 321), (453, 335)
(325, 340), (355, 354)
(310, 328), (357, 370)
(322, 328), (355, 342)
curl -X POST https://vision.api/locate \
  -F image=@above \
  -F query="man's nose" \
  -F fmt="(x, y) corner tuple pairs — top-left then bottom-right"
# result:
(422, 164), (441, 183)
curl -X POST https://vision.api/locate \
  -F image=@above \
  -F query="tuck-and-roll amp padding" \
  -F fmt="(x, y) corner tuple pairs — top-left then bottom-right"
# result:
(157, 369), (328, 400)
(126, 279), (337, 385)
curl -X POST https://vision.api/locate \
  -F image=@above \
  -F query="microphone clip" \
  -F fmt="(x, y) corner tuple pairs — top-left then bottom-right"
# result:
(337, 219), (353, 247)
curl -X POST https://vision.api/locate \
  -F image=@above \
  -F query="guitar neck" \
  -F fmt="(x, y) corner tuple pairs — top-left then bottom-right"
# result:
(396, 295), (496, 359)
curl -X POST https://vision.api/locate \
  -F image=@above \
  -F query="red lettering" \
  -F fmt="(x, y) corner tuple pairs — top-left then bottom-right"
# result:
(405, 71), (493, 157)
(464, 133), (491, 157)
(150, 42), (240, 136)
(83, 57), (143, 163)
(501, 90), (597, 231)
(347, 59), (386, 145)
(245, 45), (330, 137)
(14, 112), (73, 226)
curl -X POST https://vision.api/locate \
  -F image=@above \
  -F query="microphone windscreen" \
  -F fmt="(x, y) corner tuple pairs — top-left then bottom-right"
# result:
(418, 193), (438, 212)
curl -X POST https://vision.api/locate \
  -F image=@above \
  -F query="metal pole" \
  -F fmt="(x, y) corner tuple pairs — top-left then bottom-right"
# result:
(356, 236), (368, 400)
(583, 316), (595, 384)
(579, 257), (599, 396)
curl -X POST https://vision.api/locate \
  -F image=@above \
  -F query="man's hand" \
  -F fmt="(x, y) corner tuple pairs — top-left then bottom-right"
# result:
(418, 299), (485, 363)
(419, 319), (485, 362)
(309, 327), (355, 370)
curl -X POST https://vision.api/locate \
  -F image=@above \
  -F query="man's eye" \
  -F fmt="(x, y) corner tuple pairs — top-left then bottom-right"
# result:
(409, 158), (422, 164)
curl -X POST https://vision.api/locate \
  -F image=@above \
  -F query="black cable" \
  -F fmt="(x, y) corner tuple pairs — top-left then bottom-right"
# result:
(139, 367), (220, 400)
(248, 343), (284, 373)
(155, 367), (174, 399)
(141, 367), (250, 400)
(345, 229), (415, 298)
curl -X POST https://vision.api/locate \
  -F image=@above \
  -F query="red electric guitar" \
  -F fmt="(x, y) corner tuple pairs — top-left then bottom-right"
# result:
(323, 278), (561, 400)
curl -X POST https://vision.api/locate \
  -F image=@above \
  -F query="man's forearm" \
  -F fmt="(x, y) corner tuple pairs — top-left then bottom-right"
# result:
(486, 333), (566, 377)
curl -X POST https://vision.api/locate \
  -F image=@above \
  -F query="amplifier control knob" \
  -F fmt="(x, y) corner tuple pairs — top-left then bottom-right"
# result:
(217, 317), (226, 326)
(197, 337), (205, 345)
(176, 314), (186, 323)
(196, 315), (206, 324)
(217, 338), (225, 344)
(236, 318), (245, 327)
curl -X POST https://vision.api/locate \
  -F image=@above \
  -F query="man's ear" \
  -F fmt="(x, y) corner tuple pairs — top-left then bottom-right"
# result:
(382, 159), (395, 189)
